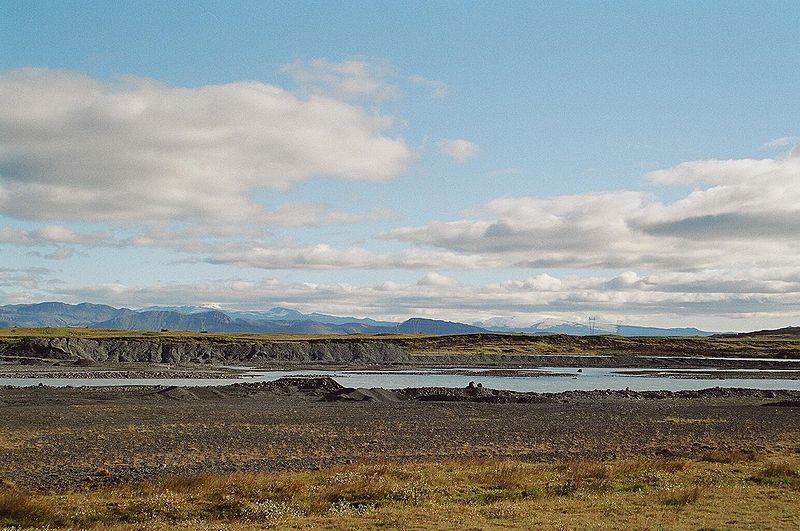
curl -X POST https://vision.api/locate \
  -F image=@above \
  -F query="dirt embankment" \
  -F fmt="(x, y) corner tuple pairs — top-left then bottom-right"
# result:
(0, 336), (409, 365)
(3, 333), (800, 369)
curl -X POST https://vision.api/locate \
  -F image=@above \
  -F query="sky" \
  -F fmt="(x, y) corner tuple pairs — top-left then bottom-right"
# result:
(1, 1), (799, 331)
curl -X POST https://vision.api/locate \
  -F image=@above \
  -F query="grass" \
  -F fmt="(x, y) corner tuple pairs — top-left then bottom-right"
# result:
(1, 454), (799, 529)
(700, 448), (757, 463)
(750, 461), (800, 489)
(659, 485), (704, 506)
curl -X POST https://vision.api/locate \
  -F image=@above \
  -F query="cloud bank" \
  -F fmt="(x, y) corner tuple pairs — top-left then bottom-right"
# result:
(46, 269), (800, 329)
(384, 148), (800, 272)
(0, 68), (411, 224)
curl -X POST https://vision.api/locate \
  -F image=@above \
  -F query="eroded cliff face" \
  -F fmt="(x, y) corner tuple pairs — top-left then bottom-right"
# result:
(0, 337), (410, 365)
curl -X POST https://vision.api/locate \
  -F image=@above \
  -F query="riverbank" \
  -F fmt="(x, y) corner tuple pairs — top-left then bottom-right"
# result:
(0, 362), (242, 380)
(4, 329), (800, 370)
(1, 378), (798, 492)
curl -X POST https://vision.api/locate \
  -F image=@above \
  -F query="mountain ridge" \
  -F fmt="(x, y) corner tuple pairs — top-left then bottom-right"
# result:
(0, 301), (724, 336)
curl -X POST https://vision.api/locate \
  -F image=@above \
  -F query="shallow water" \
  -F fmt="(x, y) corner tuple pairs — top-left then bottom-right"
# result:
(2, 366), (800, 392)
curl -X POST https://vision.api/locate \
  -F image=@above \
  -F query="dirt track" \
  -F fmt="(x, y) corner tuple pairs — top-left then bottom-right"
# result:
(1, 381), (798, 491)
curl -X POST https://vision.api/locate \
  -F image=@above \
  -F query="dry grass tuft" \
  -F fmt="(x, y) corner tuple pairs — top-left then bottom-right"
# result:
(157, 473), (212, 492)
(754, 462), (799, 479)
(557, 460), (610, 482)
(0, 489), (55, 526)
(474, 461), (531, 490)
(659, 485), (704, 506)
(700, 449), (756, 464)
(615, 457), (686, 475)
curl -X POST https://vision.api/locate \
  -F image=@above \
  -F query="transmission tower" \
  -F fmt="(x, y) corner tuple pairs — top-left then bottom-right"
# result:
(588, 316), (597, 335)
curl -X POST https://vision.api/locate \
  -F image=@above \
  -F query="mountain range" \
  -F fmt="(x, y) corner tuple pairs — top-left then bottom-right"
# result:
(0, 302), (716, 336)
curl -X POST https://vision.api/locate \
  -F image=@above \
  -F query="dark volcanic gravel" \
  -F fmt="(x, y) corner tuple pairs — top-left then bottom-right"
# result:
(0, 380), (798, 491)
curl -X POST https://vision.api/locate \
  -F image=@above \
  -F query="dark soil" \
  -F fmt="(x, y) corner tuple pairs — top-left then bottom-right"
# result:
(1, 378), (798, 491)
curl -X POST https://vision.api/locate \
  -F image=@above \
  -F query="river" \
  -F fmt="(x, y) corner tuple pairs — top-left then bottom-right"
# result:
(2, 366), (800, 392)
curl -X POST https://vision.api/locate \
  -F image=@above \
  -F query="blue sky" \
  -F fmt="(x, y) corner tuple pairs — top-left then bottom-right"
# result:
(1, 1), (799, 330)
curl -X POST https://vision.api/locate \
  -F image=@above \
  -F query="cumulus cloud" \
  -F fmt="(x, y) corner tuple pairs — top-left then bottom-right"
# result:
(437, 138), (480, 162)
(0, 68), (411, 224)
(635, 150), (800, 240)
(384, 147), (800, 272)
(381, 191), (671, 268)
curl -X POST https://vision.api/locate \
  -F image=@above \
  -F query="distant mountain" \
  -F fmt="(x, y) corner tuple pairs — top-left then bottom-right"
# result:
(226, 306), (307, 321)
(474, 319), (714, 337)
(140, 305), (223, 315)
(0, 302), (132, 328)
(96, 310), (249, 332)
(396, 318), (487, 335)
(719, 326), (800, 338)
(476, 320), (606, 336)
(97, 310), (393, 334)
(139, 305), (396, 327)
(0, 301), (722, 337)
(305, 312), (395, 327)
(250, 320), (391, 335)
(617, 325), (713, 337)
(227, 307), (395, 327)
(525, 321), (604, 335)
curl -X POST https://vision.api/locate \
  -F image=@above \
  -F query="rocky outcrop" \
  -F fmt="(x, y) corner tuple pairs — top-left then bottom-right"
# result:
(0, 337), (410, 365)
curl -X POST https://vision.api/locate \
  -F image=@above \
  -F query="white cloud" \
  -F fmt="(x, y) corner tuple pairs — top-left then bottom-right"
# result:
(409, 75), (448, 97)
(417, 272), (459, 287)
(763, 136), (798, 149)
(0, 267), (55, 300)
(382, 191), (663, 268)
(282, 57), (448, 101)
(41, 268), (800, 330)
(0, 225), (112, 246)
(437, 138), (480, 162)
(0, 68), (411, 224)
(205, 244), (496, 270)
(41, 248), (75, 260)
(636, 149), (800, 240)
(282, 58), (400, 101)
(384, 147), (800, 272)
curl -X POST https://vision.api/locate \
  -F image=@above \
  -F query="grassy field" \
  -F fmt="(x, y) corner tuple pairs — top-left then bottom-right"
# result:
(1, 452), (798, 529)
